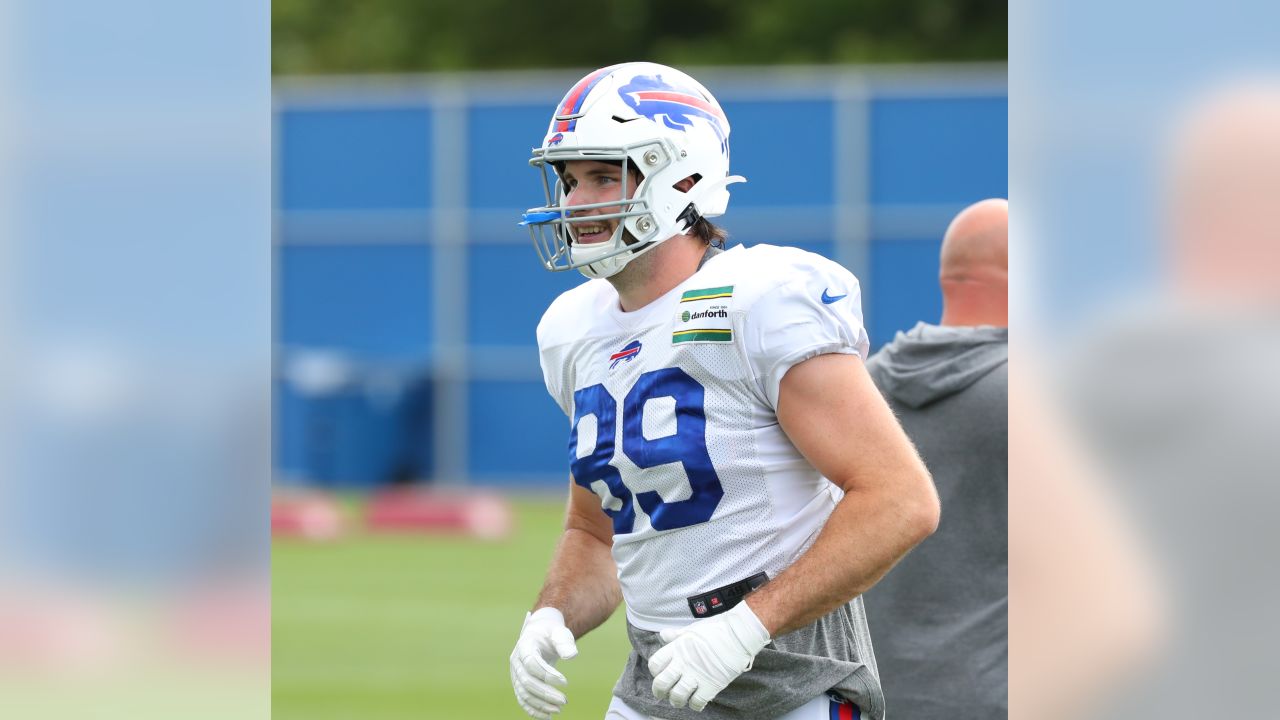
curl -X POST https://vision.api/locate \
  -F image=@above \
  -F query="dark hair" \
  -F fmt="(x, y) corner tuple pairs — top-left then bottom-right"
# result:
(691, 217), (727, 247)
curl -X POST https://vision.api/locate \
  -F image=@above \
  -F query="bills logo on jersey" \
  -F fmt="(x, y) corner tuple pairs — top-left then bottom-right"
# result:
(693, 600), (708, 616)
(608, 340), (642, 370)
(617, 75), (729, 156)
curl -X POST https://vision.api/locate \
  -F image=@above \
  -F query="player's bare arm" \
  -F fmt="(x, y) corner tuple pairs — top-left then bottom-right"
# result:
(510, 479), (622, 719)
(533, 479), (622, 637)
(745, 352), (940, 637)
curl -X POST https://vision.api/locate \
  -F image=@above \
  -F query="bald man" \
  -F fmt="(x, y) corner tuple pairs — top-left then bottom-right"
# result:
(863, 199), (1009, 719)
(1055, 83), (1280, 720)
(1166, 83), (1280, 305)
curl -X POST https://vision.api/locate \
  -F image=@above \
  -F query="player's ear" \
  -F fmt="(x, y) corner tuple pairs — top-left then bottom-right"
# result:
(673, 174), (702, 193)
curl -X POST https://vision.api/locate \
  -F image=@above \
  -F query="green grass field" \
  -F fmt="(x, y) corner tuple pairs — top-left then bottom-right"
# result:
(273, 497), (632, 719)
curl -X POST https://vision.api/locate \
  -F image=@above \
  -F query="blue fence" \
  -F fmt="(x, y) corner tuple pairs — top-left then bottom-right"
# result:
(274, 65), (1007, 488)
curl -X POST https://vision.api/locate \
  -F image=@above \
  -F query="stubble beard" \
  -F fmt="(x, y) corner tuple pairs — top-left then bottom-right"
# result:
(606, 228), (664, 295)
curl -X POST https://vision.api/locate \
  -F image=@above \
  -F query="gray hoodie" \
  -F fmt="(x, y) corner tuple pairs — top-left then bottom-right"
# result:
(864, 322), (1008, 719)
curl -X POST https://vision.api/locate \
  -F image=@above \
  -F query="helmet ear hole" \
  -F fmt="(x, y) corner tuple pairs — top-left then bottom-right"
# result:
(673, 173), (702, 193)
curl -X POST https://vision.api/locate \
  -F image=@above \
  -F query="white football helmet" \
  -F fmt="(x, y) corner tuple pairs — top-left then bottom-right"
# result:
(521, 62), (745, 279)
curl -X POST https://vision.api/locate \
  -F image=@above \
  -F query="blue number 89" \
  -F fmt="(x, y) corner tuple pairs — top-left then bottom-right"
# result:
(569, 368), (724, 534)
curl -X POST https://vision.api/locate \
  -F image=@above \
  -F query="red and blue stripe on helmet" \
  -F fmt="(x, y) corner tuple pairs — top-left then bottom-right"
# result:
(553, 65), (620, 133)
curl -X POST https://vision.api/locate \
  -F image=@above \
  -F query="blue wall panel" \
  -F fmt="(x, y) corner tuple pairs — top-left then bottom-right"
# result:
(720, 100), (835, 207)
(722, 219), (835, 253)
(869, 96), (1008, 205)
(280, 244), (433, 359)
(868, 238), (943, 349)
(467, 379), (568, 480)
(467, 243), (584, 347)
(280, 107), (433, 210)
(777, 240), (835, 260)
(723, 239), (834, 262)
(468, 104), (557, 210)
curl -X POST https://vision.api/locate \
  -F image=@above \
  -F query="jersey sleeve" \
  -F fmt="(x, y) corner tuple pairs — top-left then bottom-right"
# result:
(739, 260), (870, 409)
(536, 309), (573, 418)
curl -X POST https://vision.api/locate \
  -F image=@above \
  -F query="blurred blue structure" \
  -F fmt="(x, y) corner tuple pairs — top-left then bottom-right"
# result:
(273, 65), (1007, 488)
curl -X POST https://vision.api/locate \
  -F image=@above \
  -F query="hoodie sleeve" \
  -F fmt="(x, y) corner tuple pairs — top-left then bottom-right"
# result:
(738, 257), (870, 410)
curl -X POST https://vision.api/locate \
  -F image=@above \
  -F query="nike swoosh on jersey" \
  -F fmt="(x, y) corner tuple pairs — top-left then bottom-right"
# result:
(820, 289), (847, 304)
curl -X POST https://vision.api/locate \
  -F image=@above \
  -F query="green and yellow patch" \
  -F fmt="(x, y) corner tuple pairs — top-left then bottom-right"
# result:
(672, 328), (733, 344)
(679, 285), (734, 303)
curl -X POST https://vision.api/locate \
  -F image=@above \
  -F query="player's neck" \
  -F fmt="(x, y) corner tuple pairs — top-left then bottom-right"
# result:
(610, 237), (705, 312)
(940, 296), (1007, 328)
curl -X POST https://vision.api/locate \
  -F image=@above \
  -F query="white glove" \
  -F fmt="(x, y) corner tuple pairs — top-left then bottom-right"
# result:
(510, 607), (579, 719)
(647, 602), (772, 712)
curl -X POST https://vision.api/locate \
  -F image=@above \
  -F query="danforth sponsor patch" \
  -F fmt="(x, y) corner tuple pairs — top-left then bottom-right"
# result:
(673, 285), (734, 344)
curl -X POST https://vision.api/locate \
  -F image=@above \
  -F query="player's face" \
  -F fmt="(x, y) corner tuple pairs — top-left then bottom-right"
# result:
(560, 160), (637, 245)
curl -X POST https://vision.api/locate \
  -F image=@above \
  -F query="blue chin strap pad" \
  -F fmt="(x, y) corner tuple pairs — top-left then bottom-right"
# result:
(519, 210), (562, 226)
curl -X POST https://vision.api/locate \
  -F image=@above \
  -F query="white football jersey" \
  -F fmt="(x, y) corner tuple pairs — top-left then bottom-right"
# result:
(536, 244), (870, 631)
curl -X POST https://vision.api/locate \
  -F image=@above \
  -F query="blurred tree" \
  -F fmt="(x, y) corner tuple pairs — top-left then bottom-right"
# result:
(273, 0), (1005, 75)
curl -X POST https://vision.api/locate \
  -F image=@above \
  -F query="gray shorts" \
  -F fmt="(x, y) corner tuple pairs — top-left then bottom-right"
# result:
(612, 598), (884, 720)
(606, 693), (862, 720)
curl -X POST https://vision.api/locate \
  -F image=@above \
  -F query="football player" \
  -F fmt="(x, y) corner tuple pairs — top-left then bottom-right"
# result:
(512, 62), (939, 720)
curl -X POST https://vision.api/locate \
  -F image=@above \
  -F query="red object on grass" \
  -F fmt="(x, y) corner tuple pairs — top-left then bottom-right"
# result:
(364, 488), (514, 540)
(271, 493), (346, 540)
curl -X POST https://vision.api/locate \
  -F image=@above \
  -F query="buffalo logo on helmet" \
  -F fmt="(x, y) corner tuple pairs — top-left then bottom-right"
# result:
(617, 75), (729, 156)
(546, 132), (565, 147)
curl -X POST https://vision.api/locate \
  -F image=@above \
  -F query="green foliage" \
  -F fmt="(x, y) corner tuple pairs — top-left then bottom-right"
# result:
(273, 497), (633, 719)
(273, 0), (1006, 75)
